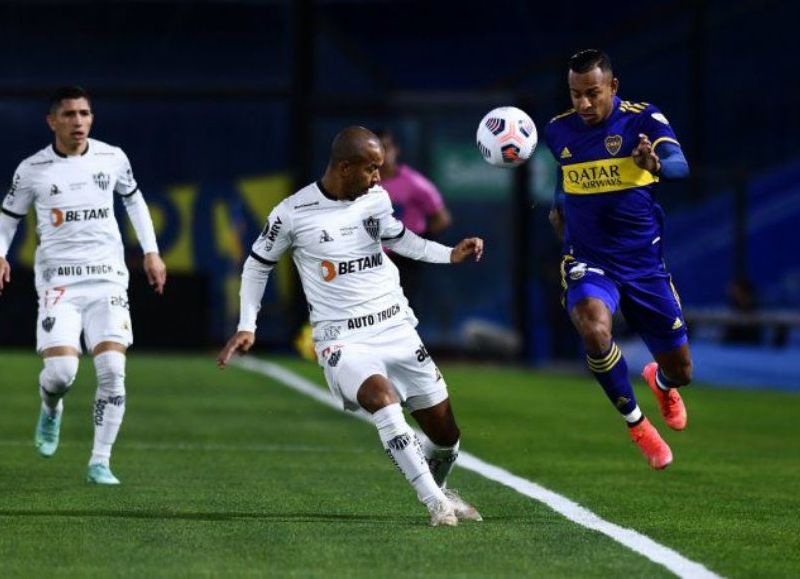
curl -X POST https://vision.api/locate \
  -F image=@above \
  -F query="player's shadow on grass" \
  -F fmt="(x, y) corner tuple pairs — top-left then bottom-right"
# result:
(0, 509), (417, 524)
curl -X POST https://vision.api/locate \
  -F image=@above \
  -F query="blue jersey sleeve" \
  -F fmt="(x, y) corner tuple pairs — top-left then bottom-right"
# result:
(640, 104), (680, 149)
(655, 141), (689, 180)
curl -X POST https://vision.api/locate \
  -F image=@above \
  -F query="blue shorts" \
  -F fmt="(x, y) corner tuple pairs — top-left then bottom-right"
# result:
(561, 256), (688, 355)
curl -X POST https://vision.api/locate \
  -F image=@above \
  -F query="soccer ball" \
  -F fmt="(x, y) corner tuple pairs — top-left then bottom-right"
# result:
(476, 106), (537, 167)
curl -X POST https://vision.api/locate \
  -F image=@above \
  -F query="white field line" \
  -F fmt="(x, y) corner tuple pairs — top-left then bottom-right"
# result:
(0, 440), (365, 454)
(233, 356), (722, 579)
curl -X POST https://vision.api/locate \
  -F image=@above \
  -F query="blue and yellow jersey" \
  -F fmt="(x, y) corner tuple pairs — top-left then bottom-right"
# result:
(544, 96), (683, 280)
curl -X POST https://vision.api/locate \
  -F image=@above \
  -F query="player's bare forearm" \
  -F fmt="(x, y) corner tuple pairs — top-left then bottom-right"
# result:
(450, 237), (484, 263)
(0, 257), (10, 295)
(217, 330), (255, 369)
(143, 252), (167, 295)
(549, 208), (564, 242)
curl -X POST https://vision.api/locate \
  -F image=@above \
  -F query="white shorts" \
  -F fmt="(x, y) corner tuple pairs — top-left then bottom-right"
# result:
(36, 282), (133, 354)
(316, 321), (449, 413)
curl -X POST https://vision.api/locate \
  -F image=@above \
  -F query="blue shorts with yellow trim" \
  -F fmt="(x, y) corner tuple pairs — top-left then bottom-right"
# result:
(561, 256), (688, 355)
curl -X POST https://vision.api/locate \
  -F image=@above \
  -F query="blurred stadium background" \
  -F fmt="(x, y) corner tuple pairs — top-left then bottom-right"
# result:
(0, 0), (797, 385)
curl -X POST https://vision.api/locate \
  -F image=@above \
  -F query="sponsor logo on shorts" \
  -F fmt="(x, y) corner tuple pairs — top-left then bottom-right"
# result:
(327, 350), (341, 367)
(110, 295), (129, 309)
(322, 325), (341, 341)
(41, 316), (56, 333)
(415, 344), (430, 363)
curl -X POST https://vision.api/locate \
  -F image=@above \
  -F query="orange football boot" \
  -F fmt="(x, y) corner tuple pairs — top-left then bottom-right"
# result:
(628, 417), (673, 469)
(642, 362), (687, 431)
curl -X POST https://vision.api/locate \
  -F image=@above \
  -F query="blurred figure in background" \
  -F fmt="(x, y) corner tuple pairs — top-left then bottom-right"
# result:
(376, 129), (451, 309)
(0, 86), (166, 485)
(723, 276), (762, 344)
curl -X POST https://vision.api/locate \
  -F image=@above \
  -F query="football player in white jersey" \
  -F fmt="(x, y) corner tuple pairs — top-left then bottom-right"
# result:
(218, 126), (484, 526)
(0, 86), (167, 485)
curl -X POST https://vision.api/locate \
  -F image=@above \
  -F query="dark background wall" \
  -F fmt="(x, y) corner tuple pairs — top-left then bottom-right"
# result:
(0, 0), (796, 360)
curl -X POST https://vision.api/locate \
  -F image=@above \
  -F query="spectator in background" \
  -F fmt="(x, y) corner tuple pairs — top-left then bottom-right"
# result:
(376, 130), (451, 309)
(723, 276), (762, 345)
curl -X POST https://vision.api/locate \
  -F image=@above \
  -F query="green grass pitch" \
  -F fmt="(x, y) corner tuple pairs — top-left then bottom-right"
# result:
(1, 351), (798, 577)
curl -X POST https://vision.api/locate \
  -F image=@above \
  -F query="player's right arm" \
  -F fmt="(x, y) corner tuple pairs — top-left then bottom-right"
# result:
(0, 165), (34, 296)
(217, 202), (293, 368)
(549, 168), (566, 242)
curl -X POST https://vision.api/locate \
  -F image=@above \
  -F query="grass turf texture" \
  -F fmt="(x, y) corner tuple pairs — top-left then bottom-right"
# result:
(0, 351), (797, 577)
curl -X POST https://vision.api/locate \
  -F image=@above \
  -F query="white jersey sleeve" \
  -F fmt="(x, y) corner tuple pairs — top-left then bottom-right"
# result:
(113, 148), (139, 197)
(237, 201), (294, 332)
(250, 201), (293, 265)
(2, 163), (35, 219)
(375, 189), (452, 263)
(0, 164), (34, 257)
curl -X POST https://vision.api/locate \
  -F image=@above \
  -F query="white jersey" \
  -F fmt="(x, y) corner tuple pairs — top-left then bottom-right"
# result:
(250, 181), (413, 330)
(2, 139), (139, 292)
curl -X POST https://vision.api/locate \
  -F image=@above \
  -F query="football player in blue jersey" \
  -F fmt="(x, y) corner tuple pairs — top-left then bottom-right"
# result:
(545, 49), (692, 469)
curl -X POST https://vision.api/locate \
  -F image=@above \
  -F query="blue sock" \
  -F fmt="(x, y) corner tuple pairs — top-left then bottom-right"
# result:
(587, 343), (638, 417)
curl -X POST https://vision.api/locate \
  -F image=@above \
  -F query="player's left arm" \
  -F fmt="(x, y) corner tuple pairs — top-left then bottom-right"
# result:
(115, 149), (167, 294)
(378, 190), (482, 263)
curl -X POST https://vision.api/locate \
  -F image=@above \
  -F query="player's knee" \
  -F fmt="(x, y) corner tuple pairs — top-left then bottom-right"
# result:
(94, 351), (126, 397)
(357, 376), (398, 413)
(40, 356), (79, 394)
(580, 321), (612, 353)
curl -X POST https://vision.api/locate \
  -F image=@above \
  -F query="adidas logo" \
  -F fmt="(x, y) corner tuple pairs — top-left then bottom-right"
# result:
(560, 147), (572, 159)
(672, 317), (683, 330)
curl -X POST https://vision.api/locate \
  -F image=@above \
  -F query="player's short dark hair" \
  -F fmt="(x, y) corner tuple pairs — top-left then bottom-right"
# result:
(330, 126), (380, 165)
(48, 86), (91, 113)
(568, 49), (613, 75)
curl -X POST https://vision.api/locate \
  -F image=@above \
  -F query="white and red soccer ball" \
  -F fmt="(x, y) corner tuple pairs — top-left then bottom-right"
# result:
(476, 106), (537, 167)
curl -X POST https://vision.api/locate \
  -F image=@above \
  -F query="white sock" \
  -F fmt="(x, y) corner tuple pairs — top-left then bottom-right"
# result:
(373, 403), (445, 507)
(90, 351), (126, 467)
(624, 406), (643, 424)
(421, 437), (459, 488)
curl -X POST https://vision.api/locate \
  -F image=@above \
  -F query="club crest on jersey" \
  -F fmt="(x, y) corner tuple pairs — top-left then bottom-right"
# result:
(319, 230), (334, 243)
(362, 216), (380, 241)
(93, 172), (111, 191)
(41, 316), (56, 333)
(50, 184), (61, 196)
(604, 135), (623, 156)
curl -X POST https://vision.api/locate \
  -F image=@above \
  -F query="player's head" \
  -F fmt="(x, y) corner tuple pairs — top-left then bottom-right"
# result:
(47, 86), (93, 152)
(375, 129), (399, 174)
(567, 49), (618, 126)
(328, 126), (383, 201)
